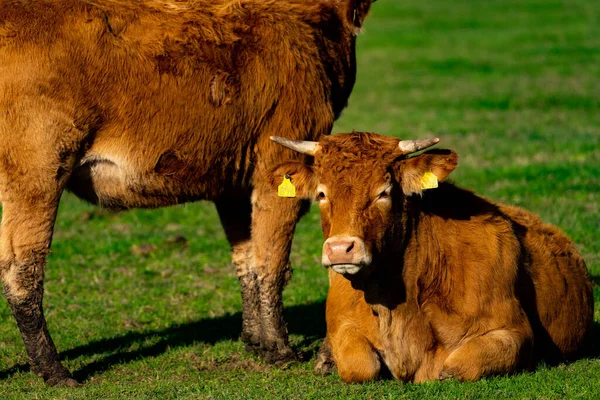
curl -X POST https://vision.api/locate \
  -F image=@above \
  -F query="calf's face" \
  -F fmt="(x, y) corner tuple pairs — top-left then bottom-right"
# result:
(270, 132), (458, 276)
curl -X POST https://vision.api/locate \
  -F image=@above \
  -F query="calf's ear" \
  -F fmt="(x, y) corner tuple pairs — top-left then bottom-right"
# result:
(345, 0), (375, 29)
(394, 149), (459, 196)
(267, 162), (318, 200)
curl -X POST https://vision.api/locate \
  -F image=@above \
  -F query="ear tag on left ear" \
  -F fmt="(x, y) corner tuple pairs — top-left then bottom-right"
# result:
(420, 171), (438, 190)
(278, 174), (296, 198)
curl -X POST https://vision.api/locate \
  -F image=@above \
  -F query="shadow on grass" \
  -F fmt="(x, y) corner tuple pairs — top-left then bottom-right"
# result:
(2, 302), (599, 383)
(0, 301), (327, 382)
(579, 321), (600, 360)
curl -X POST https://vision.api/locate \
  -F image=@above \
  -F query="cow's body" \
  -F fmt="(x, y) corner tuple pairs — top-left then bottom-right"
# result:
(0, 0), (375, 385)
(270, 132), (593, 383)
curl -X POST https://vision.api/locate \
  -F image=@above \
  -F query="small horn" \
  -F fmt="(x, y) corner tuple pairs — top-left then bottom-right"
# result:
(398, 137), (440, 155)
(270, 136), (320, 156)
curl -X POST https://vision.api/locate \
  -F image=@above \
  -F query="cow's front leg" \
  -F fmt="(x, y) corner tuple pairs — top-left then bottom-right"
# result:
(0, 198), (77, 386)
(215, 195), (261, 349)
(250, 187), (308, 363)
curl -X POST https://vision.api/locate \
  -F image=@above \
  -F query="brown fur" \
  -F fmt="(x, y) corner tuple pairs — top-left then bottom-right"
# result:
(271, 132), (593, 383)
(0, 0), (376, 385)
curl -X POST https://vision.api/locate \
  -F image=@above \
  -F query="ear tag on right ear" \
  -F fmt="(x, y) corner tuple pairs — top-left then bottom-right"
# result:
(278, 174), (296, 198)
(420, 171), (438, 190)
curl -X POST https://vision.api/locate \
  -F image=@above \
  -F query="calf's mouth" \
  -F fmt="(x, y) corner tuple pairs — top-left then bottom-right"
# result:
(322, 235), (372, 275)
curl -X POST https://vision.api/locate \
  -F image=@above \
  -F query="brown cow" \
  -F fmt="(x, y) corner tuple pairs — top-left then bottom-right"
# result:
(0, 0), (377, 385)
(270, 132), (593, 383)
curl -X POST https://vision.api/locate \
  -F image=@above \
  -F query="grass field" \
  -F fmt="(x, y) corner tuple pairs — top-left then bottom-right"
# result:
(1, 0), (600, 398)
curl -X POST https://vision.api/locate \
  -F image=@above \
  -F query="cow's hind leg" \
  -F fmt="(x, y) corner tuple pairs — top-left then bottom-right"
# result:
(0, 194), (76, 386)
(250, 185), (309, 363)
(215, 195), (261, 350)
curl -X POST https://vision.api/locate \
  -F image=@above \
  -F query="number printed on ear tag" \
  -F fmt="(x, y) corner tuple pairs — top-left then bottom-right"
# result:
(278, 175), (296, 198)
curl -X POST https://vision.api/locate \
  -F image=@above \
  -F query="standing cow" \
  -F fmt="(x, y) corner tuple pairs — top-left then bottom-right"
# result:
(0, 0), (377, 385)
(270, 132), (593, 383)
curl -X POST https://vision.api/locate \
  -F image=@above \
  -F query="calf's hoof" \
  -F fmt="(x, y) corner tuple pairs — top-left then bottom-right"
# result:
(314, 342), (336, 376)
(438, 369), (455, 382)
(314, 357), (337, 376)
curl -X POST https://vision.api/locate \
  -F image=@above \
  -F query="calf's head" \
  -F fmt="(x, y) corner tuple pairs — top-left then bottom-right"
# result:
(270, 132), (458, 276)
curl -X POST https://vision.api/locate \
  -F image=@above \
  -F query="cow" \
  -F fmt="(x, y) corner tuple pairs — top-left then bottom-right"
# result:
(0, 0), (377, 386)
(269, 132), (593, 383)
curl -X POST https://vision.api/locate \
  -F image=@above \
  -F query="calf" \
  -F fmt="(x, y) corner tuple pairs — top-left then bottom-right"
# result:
(0, 0), (377, 385)
(270, 132), (593, 383)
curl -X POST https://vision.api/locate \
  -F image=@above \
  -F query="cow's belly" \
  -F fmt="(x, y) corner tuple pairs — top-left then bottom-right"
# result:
(67, 154), (225, 209)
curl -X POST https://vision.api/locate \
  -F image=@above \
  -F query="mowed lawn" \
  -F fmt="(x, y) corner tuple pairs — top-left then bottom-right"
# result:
(1, 0), (600, 398)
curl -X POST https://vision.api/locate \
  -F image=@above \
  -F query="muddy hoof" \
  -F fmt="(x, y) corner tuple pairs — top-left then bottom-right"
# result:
(240, 332), (261, 351)
(243, 343), (261, 354)
(262, 347), (299, 366)
(62, 377), (80, 387)
(46, 375), (80, 387)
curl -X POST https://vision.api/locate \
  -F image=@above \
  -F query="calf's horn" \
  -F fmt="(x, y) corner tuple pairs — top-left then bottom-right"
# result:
(270, 136), (320, 156)
(398, 137), (440, 155)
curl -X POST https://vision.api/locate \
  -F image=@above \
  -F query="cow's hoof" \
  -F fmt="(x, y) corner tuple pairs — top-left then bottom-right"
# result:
(40, 364), (80, 387)
(262, 346), (299, 366)
(46, 375), (80, 387)
(240, 331), (261, 348)
(243, 343), (261, 354)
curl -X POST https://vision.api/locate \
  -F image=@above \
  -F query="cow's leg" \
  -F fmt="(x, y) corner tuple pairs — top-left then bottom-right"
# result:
(215, 195), (261, 349)
(439, 327), (533, 381)
(250, 185), (308, 363)
(0, 195), (77, 386)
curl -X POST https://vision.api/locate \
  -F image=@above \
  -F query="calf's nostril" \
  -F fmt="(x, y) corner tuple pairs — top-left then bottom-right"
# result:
(346, 241), (355, 253)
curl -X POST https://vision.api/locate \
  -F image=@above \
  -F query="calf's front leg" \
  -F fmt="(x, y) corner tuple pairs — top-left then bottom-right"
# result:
(331, 328), (380, 383)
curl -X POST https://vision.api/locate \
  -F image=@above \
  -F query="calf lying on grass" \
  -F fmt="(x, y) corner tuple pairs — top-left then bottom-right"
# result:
(270, 132), (593, 383)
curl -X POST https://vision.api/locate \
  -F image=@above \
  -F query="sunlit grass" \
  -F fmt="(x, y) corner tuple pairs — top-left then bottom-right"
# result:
(1, 0), (599, 398)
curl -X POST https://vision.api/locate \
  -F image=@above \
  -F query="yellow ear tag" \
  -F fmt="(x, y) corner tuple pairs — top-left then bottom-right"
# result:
(278, 175), (296, 198)
(420, 171), (438, 190)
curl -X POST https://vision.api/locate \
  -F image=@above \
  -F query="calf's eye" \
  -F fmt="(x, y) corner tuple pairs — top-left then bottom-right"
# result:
(317, 192), (326, 201)
(378, 190), (389, 199)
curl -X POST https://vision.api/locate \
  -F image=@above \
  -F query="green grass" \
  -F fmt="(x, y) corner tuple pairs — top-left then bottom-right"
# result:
(1, 0), (600, 398)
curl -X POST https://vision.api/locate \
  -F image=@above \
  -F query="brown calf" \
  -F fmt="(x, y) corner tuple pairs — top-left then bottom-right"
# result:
(0, 0), (376, 385)
(270, 132), (593, 383)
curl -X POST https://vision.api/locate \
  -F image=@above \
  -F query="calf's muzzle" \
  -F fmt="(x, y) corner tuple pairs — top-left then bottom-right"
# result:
(322, 236), (371, 275)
